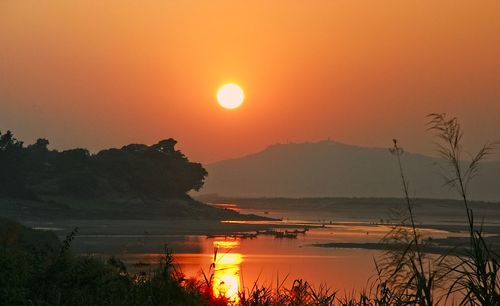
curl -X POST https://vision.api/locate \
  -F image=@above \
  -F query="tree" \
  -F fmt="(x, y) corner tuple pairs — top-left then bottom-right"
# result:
(0, 131), (207, 200)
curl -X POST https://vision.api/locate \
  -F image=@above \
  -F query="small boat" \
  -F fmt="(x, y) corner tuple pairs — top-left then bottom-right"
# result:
(240, 232), (258, 239)
(295, 228), (309, 234)
(285, 228), (309, 234)
(275, 231), (297, 239)
(206, 234), (226, 239)
(259, 229), (279, 236)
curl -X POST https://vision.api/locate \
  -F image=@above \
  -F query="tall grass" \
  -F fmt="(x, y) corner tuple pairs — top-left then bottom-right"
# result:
(427, 113), (499, 305)
(238, 278), (338, 306)
(371, 114), (499, 305)
(371, 139), (441, 305)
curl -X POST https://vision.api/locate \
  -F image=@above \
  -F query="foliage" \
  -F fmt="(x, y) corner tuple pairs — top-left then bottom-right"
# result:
(0, 130), (207, 200)
(0, 219), (211, 306)
(372, 140), (443, 305)
(427, 113), (499, 305)
(371, 114), (499, 306)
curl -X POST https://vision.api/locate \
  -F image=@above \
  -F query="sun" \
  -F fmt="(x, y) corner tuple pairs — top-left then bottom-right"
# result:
(217, 83), (244, 109)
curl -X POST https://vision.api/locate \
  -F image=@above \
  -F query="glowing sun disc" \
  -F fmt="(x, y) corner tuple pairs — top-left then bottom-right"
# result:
(217, 83), (244, 109)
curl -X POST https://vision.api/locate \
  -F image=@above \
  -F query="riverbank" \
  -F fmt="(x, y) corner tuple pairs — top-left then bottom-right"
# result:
(311, 235), (500, 255)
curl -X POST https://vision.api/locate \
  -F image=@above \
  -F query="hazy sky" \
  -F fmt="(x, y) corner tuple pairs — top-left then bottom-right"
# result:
(1, 1), (499, 163)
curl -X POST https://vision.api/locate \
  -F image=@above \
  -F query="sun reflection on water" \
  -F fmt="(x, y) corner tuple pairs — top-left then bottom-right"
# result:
(212, 239), (242, 302)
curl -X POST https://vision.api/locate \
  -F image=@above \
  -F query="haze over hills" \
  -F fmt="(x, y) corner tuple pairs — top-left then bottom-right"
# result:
(199, 141), (500, 202)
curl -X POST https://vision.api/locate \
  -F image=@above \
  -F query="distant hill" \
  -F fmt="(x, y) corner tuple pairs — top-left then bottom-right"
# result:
(199, 141), (500, 201)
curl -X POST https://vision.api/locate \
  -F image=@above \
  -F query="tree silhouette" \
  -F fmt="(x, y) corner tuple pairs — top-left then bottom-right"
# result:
(0, 130), (207, 200)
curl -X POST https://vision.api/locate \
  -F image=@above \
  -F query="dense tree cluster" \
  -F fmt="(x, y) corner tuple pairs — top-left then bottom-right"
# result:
(0, 130), (207, 199)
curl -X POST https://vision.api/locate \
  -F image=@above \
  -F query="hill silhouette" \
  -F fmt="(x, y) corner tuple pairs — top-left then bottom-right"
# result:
(200, 140), (500, 201)
(0, 130), (269, 221)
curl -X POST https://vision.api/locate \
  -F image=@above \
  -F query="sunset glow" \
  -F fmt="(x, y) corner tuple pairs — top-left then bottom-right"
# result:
(1, 1), (500, 162)
(2, 1), (500, 305)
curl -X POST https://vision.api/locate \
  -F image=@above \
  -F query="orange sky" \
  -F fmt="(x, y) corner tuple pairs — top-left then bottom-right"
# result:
(1, 1), (499, 163)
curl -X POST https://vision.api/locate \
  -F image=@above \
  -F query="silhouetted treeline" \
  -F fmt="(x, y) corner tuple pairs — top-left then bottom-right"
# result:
(0, 130), (207, 199)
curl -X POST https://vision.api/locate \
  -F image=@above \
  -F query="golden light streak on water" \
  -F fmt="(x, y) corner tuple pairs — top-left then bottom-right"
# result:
(212, 239), (243, 302)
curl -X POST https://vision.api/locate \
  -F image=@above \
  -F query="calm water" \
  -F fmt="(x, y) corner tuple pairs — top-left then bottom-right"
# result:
(115, 212), (454, 301)
(63, 202), (464, 302)
(177, 235), (379, 299)
(121, 231), (381, 301)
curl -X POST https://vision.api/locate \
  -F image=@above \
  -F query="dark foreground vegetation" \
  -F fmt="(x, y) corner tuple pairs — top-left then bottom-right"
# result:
(1, 218), (213, 306)
(0, 114), (499, 305)
(0, 131), (206, 200)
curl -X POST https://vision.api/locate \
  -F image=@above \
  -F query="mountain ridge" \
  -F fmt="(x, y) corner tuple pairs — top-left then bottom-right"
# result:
(200, 140), (500, 201)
